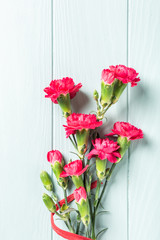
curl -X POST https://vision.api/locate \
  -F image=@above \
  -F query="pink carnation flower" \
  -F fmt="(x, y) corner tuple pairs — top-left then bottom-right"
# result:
(44, 77), (82, 103)
(101, 69), (115, 85)
(105, 122), (144, 141)
(63, 113), (103, 138)
(109, 64), (140, 87)
(60, 160), (88, 178)
(102, 65), (140, 87)
(74, 187), (87, 204)
(47, 150), (62, 165)
(86, 138), (121, 163)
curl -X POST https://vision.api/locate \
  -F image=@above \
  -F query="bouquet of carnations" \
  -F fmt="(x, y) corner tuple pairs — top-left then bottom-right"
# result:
(40, 65), (143, 240)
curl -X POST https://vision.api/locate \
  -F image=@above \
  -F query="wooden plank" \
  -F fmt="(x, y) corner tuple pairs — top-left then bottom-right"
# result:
(128, 1), (160, 239)
(0, 1), (52, 240)
(52, 1), (128, 239)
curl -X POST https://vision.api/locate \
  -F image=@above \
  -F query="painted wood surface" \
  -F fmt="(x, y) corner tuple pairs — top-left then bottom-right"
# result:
(0, 1), (52, 240)
(0, 0), (160, 240)
(128, 1), (160, 240)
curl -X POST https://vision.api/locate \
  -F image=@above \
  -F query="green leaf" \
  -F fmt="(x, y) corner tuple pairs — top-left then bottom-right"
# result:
(70, 151), (81, 158)
(59, 208), (78, 215)
(100, 202), (105, 210)
(96, 228), (108, 239)
(96, 210), (109, 216)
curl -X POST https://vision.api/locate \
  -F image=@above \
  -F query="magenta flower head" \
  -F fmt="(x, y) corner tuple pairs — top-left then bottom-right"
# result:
(101, 69), (116, 106)
(47, 150), (68, 190)
(86, 138), (121, 180)
(101, 65), (140, 106)
(106, 121), (144, 141)
(60, 160), (88, 188)
(110, 65), (140, 87)
(74, 187), (90, 226)
(47, 150), (63, 165)
(105, 121), (143, 161)
(44, 78), (82, 117)
(63, 113), (103, 155)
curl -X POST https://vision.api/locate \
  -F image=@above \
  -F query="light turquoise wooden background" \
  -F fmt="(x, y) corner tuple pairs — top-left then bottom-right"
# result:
(0, 0), (160, 240)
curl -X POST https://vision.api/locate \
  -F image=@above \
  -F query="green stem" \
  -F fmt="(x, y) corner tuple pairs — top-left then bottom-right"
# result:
(86, 226), (89, 238)
(88, 197), (93, 237)
(94, 178), (101, 207)
(67, 219), (75, 233)
(91, 163), (116, 239)
(56, 201), (61, 209)
(101, 103), (113, 115)
(96, 163), (116, 211)
(76, 221), (81, 234)
(63, 189), (68, 205)
(92, 209), (96, 239)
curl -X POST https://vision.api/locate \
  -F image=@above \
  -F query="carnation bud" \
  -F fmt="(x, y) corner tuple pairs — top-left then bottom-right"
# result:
(74, 187), (90, 226)
(93, 89), (99, 101)
(42, 193), (56, 213)
(40, 171), (53, 191)
(57, 93), (72, 118)
(96, 157), (107, 180)
(112, 80), (127, 104)
(100, 80), (115, 106)
(116, 136), (131, 163)
(76, 129), (90, 156)
(51, 162), (68, 190)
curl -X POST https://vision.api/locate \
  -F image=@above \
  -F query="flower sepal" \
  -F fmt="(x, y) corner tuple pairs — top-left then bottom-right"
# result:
(57, 93), (72, 117)
(96, 157), (107, 180)
(72, 175), (84, 188)
(101, 80), (115, 106)
(74, 187), (90, 226)
(76, 129), (90, 155)
(51, 162), (68, 190)
(112, 79), (127, 104)
(116, 136), (131, 163)
(76, 198), (90, 226)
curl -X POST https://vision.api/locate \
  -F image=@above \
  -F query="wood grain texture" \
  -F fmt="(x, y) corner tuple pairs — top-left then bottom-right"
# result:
(128, 1), (160, 240)
(52, 1), (128, 239)
(0, 1), (52, 239)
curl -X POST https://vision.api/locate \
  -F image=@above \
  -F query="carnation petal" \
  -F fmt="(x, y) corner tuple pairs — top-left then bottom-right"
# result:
(77, 165), (89, 176)
(60, 171), (69, 178)
(106, 154), (118, 163)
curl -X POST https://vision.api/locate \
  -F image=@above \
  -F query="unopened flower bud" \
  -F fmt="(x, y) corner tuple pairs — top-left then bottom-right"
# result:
(40, 171), (53, 191)
(42, 193), (56, 213)
(74, 187), (90, 226)
(47, 150), (68, 190)
(93, 90), (99, 101)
